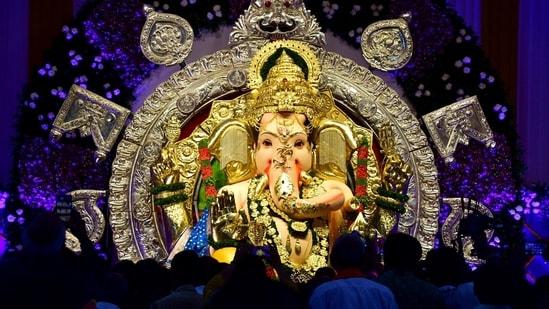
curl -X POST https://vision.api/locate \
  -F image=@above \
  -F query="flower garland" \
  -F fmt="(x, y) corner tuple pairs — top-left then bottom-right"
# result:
(198, 139), (218, 211)
(150, 182), (185, 194)
(375, 188), (408, 214)
(354, 137), (408, 214)
(354, 137), (369, 210)
(150, 182), (187, 206)
(198, 138), (243, 249)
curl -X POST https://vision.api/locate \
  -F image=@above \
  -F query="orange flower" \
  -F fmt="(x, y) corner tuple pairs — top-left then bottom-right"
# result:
(358, 146), (368, 159)
(202, 166), (213, 178)
(199, 148), (211, 161)
(356, 165), (368, 178)
(355, 185), (367, 196)
(205, 185), (217, 197)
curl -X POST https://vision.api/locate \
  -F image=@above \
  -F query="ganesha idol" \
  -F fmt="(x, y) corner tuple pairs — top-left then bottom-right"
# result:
(149, 40), (412, 281)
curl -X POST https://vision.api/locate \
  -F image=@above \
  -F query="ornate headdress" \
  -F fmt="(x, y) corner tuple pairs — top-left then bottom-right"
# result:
(245, 40), (333, 127)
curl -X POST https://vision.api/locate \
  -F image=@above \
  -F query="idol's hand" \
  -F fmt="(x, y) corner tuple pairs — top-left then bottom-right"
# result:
(151, 161), (170, 182)
(211, 190), (249, 242)
(151, 159), (179, 184)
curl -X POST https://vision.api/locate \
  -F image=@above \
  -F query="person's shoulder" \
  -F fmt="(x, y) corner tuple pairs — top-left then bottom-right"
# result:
(310, 278), (398, 309)
(151, 287), (203, 309)
(374, 269), (397, 283)
(315, 277), (388, 291)
(356, 277), (396, 295)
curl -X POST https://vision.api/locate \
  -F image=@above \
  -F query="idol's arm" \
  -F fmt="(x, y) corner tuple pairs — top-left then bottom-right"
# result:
(280, 180), (357, 220)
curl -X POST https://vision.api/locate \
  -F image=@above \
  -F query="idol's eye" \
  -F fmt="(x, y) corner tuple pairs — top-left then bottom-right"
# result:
(294, 140), (305, 148)
(262, 139), (272, 147)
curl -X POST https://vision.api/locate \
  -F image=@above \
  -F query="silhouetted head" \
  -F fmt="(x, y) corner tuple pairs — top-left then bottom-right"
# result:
(424, 246), (469, 286)
(21, 212), (66, 257)
(330, 231), (366, 271)
(170, 250), (201, 285)
(382, 232), (422, 271)
(198, 255), (225, 285)
(232, 253), (268, 279)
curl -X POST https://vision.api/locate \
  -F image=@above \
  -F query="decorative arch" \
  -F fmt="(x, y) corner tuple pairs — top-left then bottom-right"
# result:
(109, 43), (439, 261)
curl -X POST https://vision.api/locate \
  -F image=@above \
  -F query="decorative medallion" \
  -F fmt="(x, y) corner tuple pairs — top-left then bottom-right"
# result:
(177, 93), (198, 114)
(227, 69), (248, 88)
(361, 13), (413, 71)
(140, 5), (194, 66)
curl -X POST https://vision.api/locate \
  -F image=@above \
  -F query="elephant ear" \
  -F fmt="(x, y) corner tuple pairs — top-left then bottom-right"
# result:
(208, 119), (256, 184)
(313, 119), (357, 183)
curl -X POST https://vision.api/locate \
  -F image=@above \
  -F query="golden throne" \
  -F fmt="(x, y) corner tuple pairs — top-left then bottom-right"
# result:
(105, 1), (442, 266)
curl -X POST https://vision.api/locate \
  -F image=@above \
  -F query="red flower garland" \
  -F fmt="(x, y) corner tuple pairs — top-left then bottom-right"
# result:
(355, 138), (369, 210)
(198, 139), (217, 209)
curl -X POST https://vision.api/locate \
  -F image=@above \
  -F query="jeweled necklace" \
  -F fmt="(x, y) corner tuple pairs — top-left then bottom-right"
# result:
(262, 190), (310, 255)
(247, 175), (330, 280)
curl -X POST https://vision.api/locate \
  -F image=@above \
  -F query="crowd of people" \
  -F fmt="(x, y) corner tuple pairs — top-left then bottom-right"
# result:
(1, 211), (548, 309)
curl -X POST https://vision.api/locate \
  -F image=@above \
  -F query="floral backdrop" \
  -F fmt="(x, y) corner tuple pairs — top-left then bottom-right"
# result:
(0, 0), (547, 277)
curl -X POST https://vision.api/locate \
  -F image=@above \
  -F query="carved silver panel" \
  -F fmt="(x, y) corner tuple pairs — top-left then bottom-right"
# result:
(422, 96), (496, 163)
(50, 84), (131, 162)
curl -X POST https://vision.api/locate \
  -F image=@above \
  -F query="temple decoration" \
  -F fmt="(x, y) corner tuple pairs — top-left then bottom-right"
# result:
(441, 197), (494, 265)
(140, 4), (194, 66)
(50, 84), (131, 162)
(70, 189), (107, 244)
(64, 189), (107, 253)
(150, 114), (192, 235)
(375, 123), (413, 234)
(228, 0), (326, 47)
(422, 95), (496, 163)
(361, 13), (413, 71)
(108, 0), (440, 264)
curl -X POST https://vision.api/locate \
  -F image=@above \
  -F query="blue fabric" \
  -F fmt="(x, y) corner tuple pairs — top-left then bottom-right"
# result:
(184, 209), (210, 256)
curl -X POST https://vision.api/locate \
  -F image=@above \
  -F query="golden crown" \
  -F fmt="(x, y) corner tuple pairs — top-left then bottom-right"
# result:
(246, 40), (331, 126)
